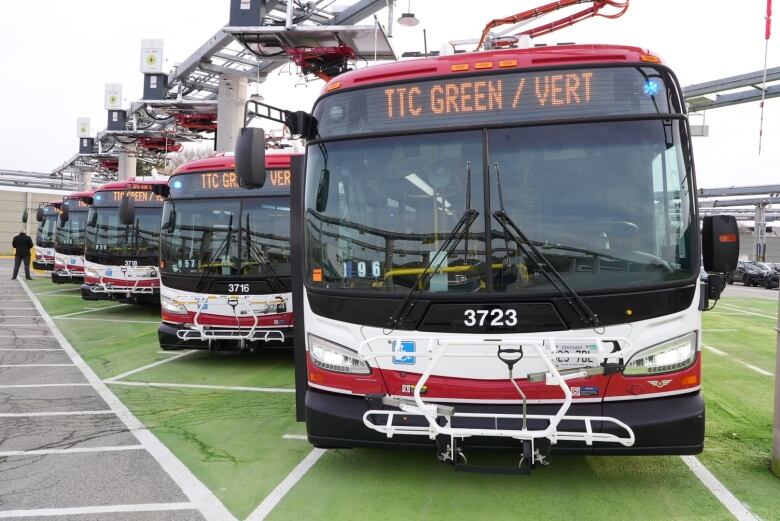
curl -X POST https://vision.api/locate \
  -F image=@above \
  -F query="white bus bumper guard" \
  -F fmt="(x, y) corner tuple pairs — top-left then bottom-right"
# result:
(90, 269), (156, 296)
(357, 336), (635, 472)
(174, 297), (284, 344)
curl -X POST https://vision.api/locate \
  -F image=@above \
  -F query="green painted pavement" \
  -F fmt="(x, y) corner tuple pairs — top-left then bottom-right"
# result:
(122, 350), (296, 389)
(700, 310), (780, 521)
(113, 385), (308, 520)
(25, 276), (780, 521)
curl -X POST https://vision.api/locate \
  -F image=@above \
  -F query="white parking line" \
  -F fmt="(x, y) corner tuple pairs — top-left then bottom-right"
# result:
(35, 288), (80, 295)
(108, 381), (296, 393)
(0, 445), (144, 457)
(245, 448), (326, 521)
(0, 383), (92, 389)
(681, 456), (760, 521)
(0, 364), (73, 367)
(0, 503), (197, 518)
(702, 345), (774, 376)
(59, 315), (161, 324)
(703, 345), (727, 356)
(53, 303), (128, 319)
(738, 361), (774, 377)
(718, 303), (776, 320)
(19, 280), (236, 521)
(0, 410), (114, 418)
(282, 434), (308, 440)
(104, 351), (195, 383)
(0, 348), (62, 351)
(0, 335), (53, 338)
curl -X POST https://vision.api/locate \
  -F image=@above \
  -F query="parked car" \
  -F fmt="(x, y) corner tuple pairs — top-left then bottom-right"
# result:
(731, 261), (773, 287)
(757, 262), (779, 288)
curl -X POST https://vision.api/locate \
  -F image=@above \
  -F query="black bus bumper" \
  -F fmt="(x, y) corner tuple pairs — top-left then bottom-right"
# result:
(305, 388), (704, 455)
(33, 261), (53, 271)
(51, 272), (80, 284)
(158, 322), (294, 351)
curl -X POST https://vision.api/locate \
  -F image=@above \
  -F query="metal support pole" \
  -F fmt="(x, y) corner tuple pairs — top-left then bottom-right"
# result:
(80, 171), (93, 191)
(25, 192), (33, 236)
(118, 148), (137, 181)
(387, 0), (394, 37)
(754, 204), (767, 261)
(773, 289), (780, 477)
(286, 0), (295, 29)
(216, 74), (250, 153)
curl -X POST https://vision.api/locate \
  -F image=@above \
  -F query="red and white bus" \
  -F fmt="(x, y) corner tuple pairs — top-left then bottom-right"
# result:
(237, 44), (738, 471)
(52, 191), (94, 284)
(82, 178), (166, 303)
(157, 152), (299, 351)
(32, 201), (62, 271)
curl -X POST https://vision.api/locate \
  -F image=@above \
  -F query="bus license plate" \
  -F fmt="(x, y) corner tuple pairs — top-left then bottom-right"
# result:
(552, 343), (600, 369)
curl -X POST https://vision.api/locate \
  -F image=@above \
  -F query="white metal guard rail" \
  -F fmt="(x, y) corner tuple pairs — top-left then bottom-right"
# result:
(174, 296), (285, 343)
(356, 336), (636, 455)
(90, 269), (157, 295)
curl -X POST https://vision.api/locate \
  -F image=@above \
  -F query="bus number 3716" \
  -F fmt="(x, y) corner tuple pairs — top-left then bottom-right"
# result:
(464, 309), (518, 327)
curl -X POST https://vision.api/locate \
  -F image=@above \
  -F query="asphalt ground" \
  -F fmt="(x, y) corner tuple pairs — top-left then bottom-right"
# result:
(0, 261), (229, 520)
(2, 270), (778, 520)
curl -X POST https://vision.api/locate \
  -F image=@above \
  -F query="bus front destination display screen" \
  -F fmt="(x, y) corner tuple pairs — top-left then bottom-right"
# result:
(315, 66), (673, 137)
(169, 169), (292, 198)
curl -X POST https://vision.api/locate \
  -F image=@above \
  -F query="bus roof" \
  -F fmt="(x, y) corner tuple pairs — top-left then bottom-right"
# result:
(323, 44), (659, 92)
(93, 177), (168, 192)
(172, 151), (299, 176)
(63, 190), (95, 201)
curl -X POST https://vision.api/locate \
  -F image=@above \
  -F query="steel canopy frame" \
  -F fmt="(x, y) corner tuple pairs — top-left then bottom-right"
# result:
(684, 66), (780, 111)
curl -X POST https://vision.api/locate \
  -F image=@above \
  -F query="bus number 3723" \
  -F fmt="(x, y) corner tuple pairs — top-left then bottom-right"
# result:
(464, 309), (518, 327)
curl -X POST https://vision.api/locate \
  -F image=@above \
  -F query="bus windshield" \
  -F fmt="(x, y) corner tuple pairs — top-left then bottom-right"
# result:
(85, 207), (161, 264)
(160, 197), (291, 278)
(305, 118), (695, 295)
(36, 214), (57, 248)
(56, 211), (88, 254)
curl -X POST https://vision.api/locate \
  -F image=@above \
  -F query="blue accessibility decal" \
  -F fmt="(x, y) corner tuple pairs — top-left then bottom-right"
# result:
(392, 340), (416, 365)
(106, 269), (112, 276)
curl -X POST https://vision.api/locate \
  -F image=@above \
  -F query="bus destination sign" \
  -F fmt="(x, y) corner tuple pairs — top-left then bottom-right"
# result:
(92, 190), (164, 207)
(383, 71), (595, 119)
(170, 169), (292, 198)
(315, 66), (673, 138)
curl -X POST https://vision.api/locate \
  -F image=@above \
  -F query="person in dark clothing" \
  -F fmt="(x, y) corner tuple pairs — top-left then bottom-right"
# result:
(12, 230), (34, 280)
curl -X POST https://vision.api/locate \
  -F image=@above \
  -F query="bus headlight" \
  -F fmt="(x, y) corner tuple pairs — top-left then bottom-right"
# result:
(161, 299), (188, 315)
(85, 268), (99, 278)
(624, 332), (697, 376)
(308, 334), (370, 375)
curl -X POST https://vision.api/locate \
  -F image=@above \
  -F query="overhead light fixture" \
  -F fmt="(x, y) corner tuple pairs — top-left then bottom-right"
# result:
(397, 0), (419, 26)
(405, 173), (433, 196)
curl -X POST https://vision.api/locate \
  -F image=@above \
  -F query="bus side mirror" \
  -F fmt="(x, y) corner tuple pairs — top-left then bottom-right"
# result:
(119, 195), (135, 226)
(236, 127), (266, 188)
(22, 210), (28, 224)
(702, 215), (739, 273)
(87, 208), (97, 228)
(315, 169), (330, 212)
(36, 208), (44, 222)
(162, 204), (176, 233)
(59, 205), (69, 227)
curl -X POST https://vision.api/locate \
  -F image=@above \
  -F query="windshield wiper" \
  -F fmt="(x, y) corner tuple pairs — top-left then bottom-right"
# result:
(195, 216), (235, 292)
(244, 212), (286, 291)
(384, 162), (478, 333)
(491, 162), (601, 330)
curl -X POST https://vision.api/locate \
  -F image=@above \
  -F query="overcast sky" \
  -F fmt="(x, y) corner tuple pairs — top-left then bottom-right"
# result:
(0, 0), (778, 188)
